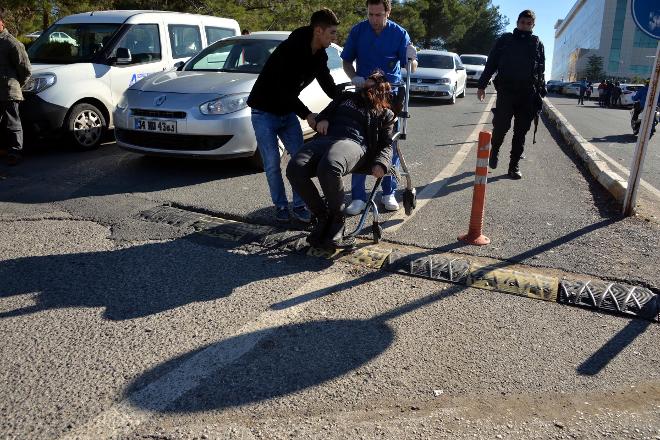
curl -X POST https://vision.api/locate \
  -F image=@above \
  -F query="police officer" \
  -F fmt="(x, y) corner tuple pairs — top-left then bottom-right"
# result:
(0, 10), (31, 166)
(477, 9), (545, 180)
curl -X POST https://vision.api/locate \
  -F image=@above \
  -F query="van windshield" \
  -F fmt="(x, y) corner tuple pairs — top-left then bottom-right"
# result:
(28, 23), (121, 64)
(187, 39), (280, 73)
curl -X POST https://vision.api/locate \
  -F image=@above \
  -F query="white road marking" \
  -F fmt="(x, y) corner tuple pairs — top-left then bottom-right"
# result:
(385, 93), (497, 233)
(59, 271), (345, 440)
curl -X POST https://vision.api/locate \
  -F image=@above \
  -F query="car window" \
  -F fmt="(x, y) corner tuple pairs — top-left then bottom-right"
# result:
(29, 23), (120, 64)
(169, 24), (203, 59)
(111, 24), (161, 64)
(188, 39), (280, 73)
(417, 54), (454, 69)
(205, 26), (235, 45)
(454, 56), (463, 68)
(326, 45), (342, 70)
(460, 56), (487, 65)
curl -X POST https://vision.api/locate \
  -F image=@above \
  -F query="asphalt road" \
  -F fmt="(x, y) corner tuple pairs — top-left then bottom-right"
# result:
(1, 88), (659, 439)
(546, 93), (660, 197)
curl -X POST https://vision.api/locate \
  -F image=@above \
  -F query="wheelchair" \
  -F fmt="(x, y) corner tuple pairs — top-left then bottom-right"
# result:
(342, 61), (417, 245)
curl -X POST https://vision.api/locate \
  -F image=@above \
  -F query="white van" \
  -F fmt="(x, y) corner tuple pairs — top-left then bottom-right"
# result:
(22, 10), (240, 150)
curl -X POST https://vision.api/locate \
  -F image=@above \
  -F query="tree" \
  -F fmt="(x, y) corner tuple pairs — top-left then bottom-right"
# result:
(584, 54), (605, 82)
(451, 0), (507, 54)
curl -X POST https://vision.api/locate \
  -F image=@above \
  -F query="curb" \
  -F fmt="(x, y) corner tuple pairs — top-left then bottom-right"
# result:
(542, 100), (629, 202)
(140, 205), (659, 322)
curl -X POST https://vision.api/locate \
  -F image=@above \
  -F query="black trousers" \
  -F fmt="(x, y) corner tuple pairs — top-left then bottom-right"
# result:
(578, 92), (585, 105)
(0, 101), (23, 153)
(491, 90), (534, 161)
(286, 136), (366, 215)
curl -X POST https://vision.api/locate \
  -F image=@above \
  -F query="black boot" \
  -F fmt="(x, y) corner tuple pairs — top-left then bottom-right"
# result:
(508, 158), (522, 179)
(488, 148), (499, 169)
(324, 212), (347, 249)
(307, 211), (329, 248)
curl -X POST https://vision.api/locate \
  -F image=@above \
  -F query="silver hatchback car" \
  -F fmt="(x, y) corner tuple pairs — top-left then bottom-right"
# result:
(113, 32), (349, 167)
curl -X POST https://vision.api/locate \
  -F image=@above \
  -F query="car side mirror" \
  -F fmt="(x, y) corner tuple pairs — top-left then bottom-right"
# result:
(174, 61), (185, 71)
(116, 47), (132, 65)
(456, 66), (465, 71)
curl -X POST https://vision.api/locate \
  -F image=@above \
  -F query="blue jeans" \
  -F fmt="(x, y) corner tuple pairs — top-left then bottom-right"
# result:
(351, 142), (399, 202)
(251, 109), (305, 209)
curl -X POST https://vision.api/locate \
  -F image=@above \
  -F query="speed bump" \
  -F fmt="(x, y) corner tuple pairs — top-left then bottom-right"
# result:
(467, 264), (558, 302)
(337, 245), (392, 268)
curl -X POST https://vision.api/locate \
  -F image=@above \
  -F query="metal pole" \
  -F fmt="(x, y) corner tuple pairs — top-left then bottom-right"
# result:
(622, 43), (660, 216)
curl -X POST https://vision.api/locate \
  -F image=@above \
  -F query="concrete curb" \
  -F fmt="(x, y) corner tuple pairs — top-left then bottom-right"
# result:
(542, 99), (629, 202)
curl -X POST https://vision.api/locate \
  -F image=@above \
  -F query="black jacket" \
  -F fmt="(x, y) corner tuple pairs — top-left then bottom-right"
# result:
(316, 91), (396, 173)
(247, 26), (337, 119)
(478, 28), (545, 93)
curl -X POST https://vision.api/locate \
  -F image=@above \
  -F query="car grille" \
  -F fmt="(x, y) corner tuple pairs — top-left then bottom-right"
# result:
(410, 90), (449, 97)
(116, 128), (232, 151)
(412, 78), (440, 84)
(131, 108), (187, 119)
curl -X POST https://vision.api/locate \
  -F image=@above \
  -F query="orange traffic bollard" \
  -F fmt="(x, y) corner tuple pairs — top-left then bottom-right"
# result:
(458, 131), (491, 246)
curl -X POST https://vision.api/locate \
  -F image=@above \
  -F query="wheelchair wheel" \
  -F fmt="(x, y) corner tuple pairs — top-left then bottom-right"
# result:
(403, 188), (417, 216)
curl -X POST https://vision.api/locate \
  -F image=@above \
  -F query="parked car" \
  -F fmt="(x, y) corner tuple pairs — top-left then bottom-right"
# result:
(405, 50), (467, 103)
(546, 80), (565, 93)
(22, 10), (240, 150)
(459, 54), (488, 86)
(560, 82), (581, 96)
(619, 84), (645, 107)
(114, 32), (350, 169)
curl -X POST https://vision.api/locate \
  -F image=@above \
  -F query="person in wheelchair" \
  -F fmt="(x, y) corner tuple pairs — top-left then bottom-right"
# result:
(286, 70), (396, 249)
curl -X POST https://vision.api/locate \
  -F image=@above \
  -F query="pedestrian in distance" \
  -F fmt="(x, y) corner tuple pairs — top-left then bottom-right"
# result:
(286, 70), (396, 249)
(578, 77), (588, 105)
(597, 80), (606, 107)
(0, 9), (31, 166)
(247, 8), (340, 223)
(612, 81), (622, 107)
(340, 0), (418, 215)
(477, 9), (546, 180)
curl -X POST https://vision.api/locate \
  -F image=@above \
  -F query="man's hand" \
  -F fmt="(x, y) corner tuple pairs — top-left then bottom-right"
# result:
(306, 113), (318, 130)
(406, 44), (417, 61)
(371, 164), (386, 178)
(315, 120), (329, 135)
(477, 88), (486, 102)
(351, 76), (366, 88)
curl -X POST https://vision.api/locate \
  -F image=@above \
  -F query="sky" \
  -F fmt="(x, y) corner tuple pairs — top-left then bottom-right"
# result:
(492, 0), (578, 79)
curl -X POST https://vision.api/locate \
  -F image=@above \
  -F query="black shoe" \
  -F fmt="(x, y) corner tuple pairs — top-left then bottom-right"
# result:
(6, 152), (21, 166)
(508, 161), (522, 179)
(324, 213), (346, 248)
(275, 206), (290, 222)
(307, 213), (329, 248)
(488, 150), (499, 169)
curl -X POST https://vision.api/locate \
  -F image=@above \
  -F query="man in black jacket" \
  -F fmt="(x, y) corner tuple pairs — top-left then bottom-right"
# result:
(248, 8), (339, 223)
(477, 9), (545, 179)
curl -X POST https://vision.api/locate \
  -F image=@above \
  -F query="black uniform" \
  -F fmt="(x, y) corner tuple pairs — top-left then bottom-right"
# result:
(478, 28), (545, 177)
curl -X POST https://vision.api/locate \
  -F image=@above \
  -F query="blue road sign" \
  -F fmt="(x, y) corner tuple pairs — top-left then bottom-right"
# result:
(632, 0), (660, 40)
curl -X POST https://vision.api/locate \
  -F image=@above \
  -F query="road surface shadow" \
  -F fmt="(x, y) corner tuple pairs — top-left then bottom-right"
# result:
(590, 134), (638, 144)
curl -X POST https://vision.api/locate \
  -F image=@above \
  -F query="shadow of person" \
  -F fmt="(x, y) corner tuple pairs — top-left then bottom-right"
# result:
(123, 284), (465, 412)
(0, 230), (328, 321)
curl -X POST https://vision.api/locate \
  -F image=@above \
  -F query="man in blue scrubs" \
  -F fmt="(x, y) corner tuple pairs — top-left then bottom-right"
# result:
(341, 0), (417, 215)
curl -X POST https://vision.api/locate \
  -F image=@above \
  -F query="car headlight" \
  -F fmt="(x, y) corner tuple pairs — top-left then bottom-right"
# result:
(116, 93), (129, 111)
(437, 78), (451, 85)
(200, 93), (249, 115)
(22, 74), (57, 94)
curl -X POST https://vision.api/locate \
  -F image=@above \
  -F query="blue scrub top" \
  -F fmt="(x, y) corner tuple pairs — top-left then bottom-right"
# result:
(341, 20), (411, 84)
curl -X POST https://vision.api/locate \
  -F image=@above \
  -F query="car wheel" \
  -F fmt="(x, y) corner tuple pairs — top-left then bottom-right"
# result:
(66, 103), (106, 150)
(248, 140), (286, 171)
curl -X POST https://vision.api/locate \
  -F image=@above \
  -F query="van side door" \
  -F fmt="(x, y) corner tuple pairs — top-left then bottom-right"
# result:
(108, 22), (168, 105)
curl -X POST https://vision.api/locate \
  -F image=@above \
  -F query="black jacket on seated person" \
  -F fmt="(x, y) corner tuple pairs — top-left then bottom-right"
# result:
(315, 90), (396, 174)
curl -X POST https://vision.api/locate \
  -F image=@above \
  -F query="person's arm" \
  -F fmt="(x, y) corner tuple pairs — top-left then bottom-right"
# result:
(316, 56), (337, 100)
(398, 31), (418, 74)
(12, 41), (32, 86)
(477, 36), (503, 99)
(537, 41), (546, 96)
(372, 110), (396, 174)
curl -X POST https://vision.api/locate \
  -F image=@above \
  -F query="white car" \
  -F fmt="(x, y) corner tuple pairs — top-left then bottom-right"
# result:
(460, 54), (488, 85)
(114, 32), (350, 168)
(619, 84), (645, 107)
(48, 31), (78, 47)
(405, 50), (467, 103)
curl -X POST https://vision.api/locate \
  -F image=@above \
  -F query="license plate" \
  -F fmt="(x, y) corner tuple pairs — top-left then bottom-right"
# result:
(134, 118), (177, 133)
(411, 85), (428, 92)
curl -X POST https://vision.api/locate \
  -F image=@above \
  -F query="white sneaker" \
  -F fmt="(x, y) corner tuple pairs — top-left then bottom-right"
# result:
(344, 199), (367, 215)
(381, 193), (399, 211)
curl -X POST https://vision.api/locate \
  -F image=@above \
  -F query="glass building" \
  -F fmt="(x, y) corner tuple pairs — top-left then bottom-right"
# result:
(552, 0), (658, 81)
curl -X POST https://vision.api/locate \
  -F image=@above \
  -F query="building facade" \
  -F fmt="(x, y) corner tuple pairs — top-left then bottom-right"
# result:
(552, 0), (657, 81)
